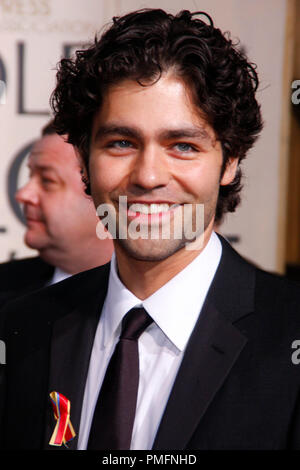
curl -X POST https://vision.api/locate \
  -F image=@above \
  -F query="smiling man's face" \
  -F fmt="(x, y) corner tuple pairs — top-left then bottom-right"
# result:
(89, 73), (237, 262)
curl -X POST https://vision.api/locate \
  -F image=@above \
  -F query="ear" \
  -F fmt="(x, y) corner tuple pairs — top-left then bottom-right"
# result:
(220, 157), (239, 186)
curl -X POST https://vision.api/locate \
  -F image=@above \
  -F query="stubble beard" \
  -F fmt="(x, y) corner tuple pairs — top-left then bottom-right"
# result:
(115, 236), (188, 262)
(113, 204), (214, 262)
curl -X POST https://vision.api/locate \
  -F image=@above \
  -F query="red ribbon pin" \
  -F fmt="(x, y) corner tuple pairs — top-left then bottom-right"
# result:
(49, 391), (76, 447)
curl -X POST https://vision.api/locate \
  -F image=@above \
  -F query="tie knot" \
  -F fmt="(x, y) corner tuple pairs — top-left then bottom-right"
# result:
(120, 307), (152, 340)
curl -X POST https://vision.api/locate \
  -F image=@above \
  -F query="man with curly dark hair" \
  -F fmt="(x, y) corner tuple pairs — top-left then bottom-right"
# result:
(52, 9), (262, 223)
(1, 8), (300, 451)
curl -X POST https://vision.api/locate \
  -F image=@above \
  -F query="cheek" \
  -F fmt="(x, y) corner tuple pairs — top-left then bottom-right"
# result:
(174, 162), (221, 201)
(41, 193), (72, 222)
(89, 155), (128, 195)
(41, 199), (64, 223)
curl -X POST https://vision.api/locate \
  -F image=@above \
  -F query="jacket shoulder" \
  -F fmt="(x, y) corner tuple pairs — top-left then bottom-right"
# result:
(255, 267), (300, 312)
(0, 256), (53, 290)
(0, 262), (111, 337)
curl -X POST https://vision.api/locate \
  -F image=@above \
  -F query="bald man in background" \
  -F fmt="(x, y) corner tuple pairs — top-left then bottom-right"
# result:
(0, 121), (113, 308)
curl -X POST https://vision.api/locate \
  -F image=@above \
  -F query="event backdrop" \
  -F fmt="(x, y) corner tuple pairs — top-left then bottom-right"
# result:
(0, 0), (290, 273)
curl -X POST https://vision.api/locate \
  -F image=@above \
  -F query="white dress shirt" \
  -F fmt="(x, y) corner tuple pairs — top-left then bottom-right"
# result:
(47, 267), (71, 286)
(77, 231), (222, 450)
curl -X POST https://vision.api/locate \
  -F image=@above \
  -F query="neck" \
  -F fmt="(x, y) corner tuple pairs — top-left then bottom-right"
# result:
(39, 238), (114, 275)
(115, 227), (214, 300)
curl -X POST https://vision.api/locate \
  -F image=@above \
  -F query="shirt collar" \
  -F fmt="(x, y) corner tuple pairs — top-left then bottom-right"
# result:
(48, 267), (72, 286)
(101, 231), (222, 351)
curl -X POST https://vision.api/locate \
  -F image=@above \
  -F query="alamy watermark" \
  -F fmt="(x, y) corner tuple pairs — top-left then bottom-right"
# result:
(0, 340), (5, 365)
(95, 196), (205, 251)
(0, 80), (6, 105)
(291, 80), (300, 105)
(291, 340), (300, 365)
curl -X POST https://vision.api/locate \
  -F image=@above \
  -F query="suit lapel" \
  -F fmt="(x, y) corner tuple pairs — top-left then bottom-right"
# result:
(153, 299), (247, 450)
(153, 235), (255, 450)
(44, 265), (110, 450)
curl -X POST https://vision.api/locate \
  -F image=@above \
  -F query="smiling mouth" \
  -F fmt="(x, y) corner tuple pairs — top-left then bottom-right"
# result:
(124, 202), (182, 224)
(128, 202), (180, 215)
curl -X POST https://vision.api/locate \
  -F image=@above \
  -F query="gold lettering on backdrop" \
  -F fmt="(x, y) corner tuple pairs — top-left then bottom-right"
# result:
(0, 0), (98, 34)
(0, 0), (50, 16)
(0, 19), (99, 34)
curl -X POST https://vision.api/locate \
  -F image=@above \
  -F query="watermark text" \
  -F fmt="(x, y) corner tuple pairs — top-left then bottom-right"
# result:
(96, 197), (205, 251)
(0, 80), (6, 104)
(292, 80), (300, 105)
(0, 340), (6, 365)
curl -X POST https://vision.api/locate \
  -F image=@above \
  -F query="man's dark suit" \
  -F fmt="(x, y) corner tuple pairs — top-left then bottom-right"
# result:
(0, 257), (54, 308)
(0, 257), (54, 425)
(1, 235), (300, 450)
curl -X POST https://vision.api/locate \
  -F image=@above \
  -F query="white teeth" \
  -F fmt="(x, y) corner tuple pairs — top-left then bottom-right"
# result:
(129, 203), (172, 214)
(150, 203), (170, 214)
(129, 204), (150, 214)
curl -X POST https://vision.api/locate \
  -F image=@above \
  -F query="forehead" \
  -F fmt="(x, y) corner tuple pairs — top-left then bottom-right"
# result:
(93, 74), (212, 135)
(28, 134), (78, 172)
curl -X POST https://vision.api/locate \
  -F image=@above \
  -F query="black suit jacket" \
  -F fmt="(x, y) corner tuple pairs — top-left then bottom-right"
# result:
(1, 235), (300, 450)
(0, 256), (54, 308)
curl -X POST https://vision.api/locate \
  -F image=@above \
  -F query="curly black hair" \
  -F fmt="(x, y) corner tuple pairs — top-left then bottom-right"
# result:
(51, 8), (263, 222)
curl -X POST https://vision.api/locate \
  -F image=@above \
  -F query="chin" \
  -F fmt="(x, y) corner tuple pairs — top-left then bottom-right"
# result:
(24, 232), (49, 252)
(116, 237), (189, 262)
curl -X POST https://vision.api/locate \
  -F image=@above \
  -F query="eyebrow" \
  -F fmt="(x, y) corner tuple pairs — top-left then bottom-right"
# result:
(27, 163), (59, 175)
(93, 124), (213, 143)
(159, 127), (212, 141)
(37, 165), (58, 172)
(93, 125), (142, 142)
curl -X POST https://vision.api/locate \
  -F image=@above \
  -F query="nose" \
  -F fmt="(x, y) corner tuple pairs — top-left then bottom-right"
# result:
(129, 145), (170, 190)
(15, 179), (39, 206)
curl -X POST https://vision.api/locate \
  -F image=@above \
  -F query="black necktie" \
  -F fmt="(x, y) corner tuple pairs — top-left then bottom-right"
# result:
(87, 307), (153, 450)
